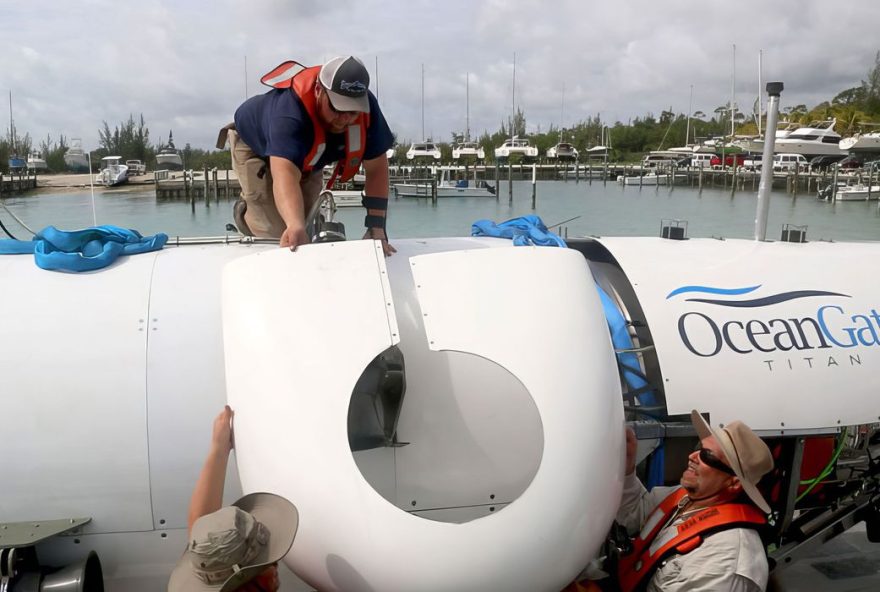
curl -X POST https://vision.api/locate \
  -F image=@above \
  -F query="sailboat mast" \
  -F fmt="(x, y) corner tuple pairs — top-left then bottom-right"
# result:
(511, 52), (516, 141)
(466, 72), (470, 142)
(560, 83), (565, 143)
(9, 90), (15, 153)
(757, 50), (763, 137)
(686, 84), (693, 145)
(421, 63), (425, 141)
(731, 44), (737, 137)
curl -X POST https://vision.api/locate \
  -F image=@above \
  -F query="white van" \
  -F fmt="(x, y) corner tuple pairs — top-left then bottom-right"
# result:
(773, 153), (809, 172)
(690, 153), (713, 168)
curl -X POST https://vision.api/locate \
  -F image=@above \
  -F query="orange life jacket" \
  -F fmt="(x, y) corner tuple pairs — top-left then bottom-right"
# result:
(260, 60), (369, 188)
(617, 488), (766, 592)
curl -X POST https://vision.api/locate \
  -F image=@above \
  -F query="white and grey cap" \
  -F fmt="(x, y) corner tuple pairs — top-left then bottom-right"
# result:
(319, 56), (371, 114)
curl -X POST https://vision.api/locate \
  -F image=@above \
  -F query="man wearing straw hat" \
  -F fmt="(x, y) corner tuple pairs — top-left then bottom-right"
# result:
(168, 406), (299, 592)
(614, 410), (775, 592)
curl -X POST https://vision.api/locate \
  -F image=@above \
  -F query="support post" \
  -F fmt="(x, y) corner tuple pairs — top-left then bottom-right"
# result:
(531, 163), (537, 209)
(755, 82), (783, 241)
(507, 160), (513, 204)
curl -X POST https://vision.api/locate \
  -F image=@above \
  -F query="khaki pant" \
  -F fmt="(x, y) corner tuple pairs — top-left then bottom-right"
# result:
(227, 128), (324, 238)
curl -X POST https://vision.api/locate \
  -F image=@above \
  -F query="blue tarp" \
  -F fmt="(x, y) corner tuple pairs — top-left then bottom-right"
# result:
(0, 225), (168, 272)
(471, 215), (567, 247)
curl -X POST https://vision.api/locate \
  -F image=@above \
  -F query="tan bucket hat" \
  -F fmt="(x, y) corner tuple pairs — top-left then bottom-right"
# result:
(168, 492), (298, 592)
(691, 410), (774, 513)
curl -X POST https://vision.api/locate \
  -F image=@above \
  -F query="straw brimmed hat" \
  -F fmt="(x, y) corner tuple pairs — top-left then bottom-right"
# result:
(691, 410), (774, 513)
(168, 492), (298, 592)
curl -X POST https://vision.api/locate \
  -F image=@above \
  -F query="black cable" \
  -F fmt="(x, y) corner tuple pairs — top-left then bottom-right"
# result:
(0, 215), (18, 240)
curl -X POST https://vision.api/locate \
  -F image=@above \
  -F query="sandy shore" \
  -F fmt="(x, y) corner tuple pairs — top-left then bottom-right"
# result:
(26, 170), (238, 195)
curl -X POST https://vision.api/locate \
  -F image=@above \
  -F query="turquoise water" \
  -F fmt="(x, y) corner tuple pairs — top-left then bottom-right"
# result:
(2, 180), (879, 242)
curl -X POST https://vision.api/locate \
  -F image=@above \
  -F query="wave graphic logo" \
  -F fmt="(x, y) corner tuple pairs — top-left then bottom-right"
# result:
(666, 284), (850, 307)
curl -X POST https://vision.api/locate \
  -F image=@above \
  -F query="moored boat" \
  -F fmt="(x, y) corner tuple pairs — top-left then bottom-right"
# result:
(156, 130), (183, 170)
(64, 138), (91, 172)
(95, 156), (129, 186)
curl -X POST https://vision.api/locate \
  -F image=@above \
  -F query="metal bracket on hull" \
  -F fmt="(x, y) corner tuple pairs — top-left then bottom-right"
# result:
(0, 518), (91, 549)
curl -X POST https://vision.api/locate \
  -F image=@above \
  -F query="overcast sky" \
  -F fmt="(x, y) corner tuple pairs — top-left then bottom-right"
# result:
(2, 0), (879, 152)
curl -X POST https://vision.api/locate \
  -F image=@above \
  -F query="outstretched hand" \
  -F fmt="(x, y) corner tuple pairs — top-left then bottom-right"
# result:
(211, 405), (235, 455)
(363, 227), (396, 257)
(280, 223), (310, 250)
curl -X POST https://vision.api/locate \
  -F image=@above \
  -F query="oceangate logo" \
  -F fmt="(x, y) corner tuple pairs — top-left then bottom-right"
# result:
(667, 285), (880, 370)
(339, 80), (367, 94)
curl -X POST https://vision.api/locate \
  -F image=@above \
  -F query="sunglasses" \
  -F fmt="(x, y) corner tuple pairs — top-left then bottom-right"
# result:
(320, 85), (357, 117)
(695, 446), (736, 476)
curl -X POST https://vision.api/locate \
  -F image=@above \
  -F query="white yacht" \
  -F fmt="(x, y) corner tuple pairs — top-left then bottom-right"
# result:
(839, 130), (880, 153)
(733, 122), (799, 153)
(585, 145), (609, 160)
(95, 156), (129, 186)
(546, 142), (579, 160)
(26, 151), (48, 171)
(452, 141), (484, 160)
(406, 142), (442, 161)
(738, 120), (842, 157)
(156, 130), (183, 170)
(494, 136), (538, 159)
(64, 138), (90, 172)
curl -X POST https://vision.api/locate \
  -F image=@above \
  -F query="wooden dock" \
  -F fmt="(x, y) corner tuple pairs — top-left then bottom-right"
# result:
(0, 170), (38, 195)
(154, 168), (240, 200)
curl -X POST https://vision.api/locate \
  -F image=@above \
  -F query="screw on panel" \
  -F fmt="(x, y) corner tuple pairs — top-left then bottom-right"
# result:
(411, 500), (417, 507)
(490, 494), (495, 500)
(489, 507), (495, 512)
(159, 519), (166, 525)
(161, 532), (167, 538)
(74, 538), (81, 544)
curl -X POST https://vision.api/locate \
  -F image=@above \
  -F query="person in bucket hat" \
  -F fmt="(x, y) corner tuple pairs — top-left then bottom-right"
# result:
(567, 410), (774, 592)
(219, 55), (395, 256)
(168, 406), (298, 592)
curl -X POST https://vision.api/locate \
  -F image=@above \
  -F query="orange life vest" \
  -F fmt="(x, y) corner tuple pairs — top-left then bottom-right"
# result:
(617, 488), (766, 592)
(260, 60), (369, 188)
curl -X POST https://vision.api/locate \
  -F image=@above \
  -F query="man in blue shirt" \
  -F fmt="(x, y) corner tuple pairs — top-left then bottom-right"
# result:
(223, 56), (395, 255)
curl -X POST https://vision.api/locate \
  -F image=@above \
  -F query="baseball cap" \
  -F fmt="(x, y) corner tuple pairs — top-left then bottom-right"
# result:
(319, 56), (371, 114)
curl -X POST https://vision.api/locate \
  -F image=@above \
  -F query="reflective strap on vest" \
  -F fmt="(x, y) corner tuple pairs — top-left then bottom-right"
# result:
(261, 61), (306, 89)
(617, 489), (766, 592)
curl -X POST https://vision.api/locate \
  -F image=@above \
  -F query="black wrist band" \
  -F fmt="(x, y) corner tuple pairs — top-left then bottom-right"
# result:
(365, 214), (386, 230)
(361, 195), (388, 210)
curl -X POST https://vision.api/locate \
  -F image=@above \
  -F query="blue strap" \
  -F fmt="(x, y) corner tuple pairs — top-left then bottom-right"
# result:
(0, 225), (168, 272)
(471, 215), (566, 247)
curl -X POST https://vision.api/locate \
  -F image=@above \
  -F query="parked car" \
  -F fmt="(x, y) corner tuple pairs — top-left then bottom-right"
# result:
(837, 154), (865, 169)
(710, 153), (747, 168)
(809, 154), (847, 171)
(772, 153), (809, 172)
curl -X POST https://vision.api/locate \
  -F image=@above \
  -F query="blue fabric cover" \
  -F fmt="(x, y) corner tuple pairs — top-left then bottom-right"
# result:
(234, 89), (393, 169)
(596, 281), (662, 487)
(471, 215), (567, 247)
(0, 225), (168, 272)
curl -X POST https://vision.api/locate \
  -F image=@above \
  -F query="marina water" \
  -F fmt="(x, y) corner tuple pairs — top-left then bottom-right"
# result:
(3, 181), (879, 242)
